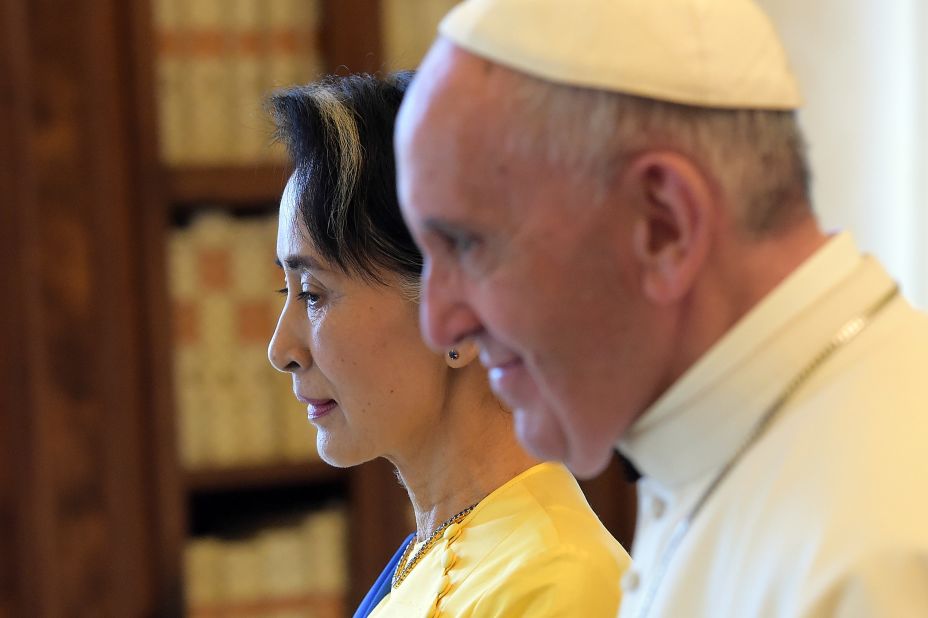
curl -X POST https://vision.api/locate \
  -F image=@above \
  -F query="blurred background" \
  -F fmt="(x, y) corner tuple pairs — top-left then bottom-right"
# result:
(763, 0), (927, 310)
(0, 1), (924, 617)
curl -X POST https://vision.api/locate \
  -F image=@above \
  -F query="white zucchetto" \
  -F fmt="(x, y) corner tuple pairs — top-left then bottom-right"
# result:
(439, 0), (802, 109)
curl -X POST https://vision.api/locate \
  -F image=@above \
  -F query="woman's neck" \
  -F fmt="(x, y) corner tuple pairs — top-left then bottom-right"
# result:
(389, 398), (538, 541)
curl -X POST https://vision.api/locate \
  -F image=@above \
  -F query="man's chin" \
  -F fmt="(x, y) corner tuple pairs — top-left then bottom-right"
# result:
(513, 406), (568, 462)
(513, 407), (614, 479)
(563, 447), (615, 480)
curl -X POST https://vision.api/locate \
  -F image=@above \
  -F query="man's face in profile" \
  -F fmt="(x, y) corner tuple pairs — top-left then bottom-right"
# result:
(395, 40), (658, 478)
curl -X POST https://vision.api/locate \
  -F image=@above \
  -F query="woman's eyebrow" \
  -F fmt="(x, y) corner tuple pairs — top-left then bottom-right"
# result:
(274, 255), (328, 272)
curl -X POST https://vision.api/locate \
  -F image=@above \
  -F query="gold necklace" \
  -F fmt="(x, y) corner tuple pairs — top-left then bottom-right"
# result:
(392, 503), (478, 589)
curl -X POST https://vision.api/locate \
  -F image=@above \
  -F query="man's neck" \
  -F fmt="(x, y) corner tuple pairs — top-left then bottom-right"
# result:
(662, 217), (829, 397)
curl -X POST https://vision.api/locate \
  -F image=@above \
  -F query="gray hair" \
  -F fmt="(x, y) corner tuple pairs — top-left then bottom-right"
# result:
(500, 72), (812, 234)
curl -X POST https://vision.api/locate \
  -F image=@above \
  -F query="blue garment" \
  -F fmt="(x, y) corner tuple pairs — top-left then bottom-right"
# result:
(353, 533), (415, 618)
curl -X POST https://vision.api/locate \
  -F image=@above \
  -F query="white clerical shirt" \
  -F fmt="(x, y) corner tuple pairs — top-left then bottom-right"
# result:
(618, 233), (928, 617)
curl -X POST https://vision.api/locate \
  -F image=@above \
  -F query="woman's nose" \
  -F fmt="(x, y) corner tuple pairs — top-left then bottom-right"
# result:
(267, 304), (311, 373)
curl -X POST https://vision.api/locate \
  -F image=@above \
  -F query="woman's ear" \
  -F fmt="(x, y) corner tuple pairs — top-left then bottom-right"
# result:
(626, 151), (715, 305)
(445, 339), (480, 369)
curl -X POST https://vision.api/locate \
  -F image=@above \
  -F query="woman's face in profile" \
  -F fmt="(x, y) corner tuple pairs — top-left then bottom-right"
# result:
(269, 177), (448, 467)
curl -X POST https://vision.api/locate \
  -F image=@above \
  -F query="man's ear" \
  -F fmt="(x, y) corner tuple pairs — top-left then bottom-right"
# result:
(625, 152), (715, 304)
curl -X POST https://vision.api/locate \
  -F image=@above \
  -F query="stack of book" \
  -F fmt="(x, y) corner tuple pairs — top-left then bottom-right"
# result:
(170, 211), (318, 470)
(186, 506), (347, 618)
(153, 0), (324, 165)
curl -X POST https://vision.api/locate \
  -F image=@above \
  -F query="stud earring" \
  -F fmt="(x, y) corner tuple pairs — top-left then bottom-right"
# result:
(448, 349), (460, 361)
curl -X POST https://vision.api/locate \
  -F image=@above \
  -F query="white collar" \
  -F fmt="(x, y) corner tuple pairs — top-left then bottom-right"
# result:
(617, 232), (884, 487)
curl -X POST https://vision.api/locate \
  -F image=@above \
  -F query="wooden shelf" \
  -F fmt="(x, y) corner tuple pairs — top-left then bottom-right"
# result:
(165, 164), (289, 207)
(185, 460), (347, 493)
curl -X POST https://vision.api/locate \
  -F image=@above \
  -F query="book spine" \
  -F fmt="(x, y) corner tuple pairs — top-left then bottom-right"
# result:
(154, 0), (189, 164)
(229, 217), (280, 464)
(185, 538), (224, 610)
(170, 224), (208, 468)
(289, 0), (324, 83)
(185, 0), (233, 164)
(228, 0), (266, 165)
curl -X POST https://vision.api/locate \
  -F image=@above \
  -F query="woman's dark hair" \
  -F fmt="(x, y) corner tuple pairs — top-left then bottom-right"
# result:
(268, 71), (421, 290)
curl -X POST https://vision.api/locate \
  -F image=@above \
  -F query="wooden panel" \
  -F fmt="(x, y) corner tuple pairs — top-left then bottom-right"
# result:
(321, 0), (384, 74)
(122, 0), (187, 613)
(0, 0), (167, 615)
(0, 1), (37, 615)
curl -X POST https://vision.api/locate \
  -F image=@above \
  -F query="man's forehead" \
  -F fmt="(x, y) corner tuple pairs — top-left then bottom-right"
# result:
(397, 42), (529, 229)
(409, 40), (507, 125)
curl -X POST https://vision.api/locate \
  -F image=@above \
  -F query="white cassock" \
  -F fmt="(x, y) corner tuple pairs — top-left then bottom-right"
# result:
(618, 232), (928, 617)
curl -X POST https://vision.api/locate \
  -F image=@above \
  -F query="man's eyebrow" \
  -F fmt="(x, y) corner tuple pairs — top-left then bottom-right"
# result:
(423, 217), (470, 237)
(274, 255), (329, 272)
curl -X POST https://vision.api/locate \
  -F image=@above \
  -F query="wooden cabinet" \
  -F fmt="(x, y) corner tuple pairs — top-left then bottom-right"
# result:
(1, 0), (175, 614)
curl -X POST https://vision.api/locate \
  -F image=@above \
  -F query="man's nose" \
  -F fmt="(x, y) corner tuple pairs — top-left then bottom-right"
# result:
(419, 260), (483, 352)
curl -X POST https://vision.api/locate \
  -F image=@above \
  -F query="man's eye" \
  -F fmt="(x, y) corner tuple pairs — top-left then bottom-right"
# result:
(455, 235), (477, 252)
(442, 231), (479, 255)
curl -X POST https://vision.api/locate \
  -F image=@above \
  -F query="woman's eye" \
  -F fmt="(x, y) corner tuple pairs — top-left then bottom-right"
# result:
(276, 287), (321, 307)
(297, 289), (322, 307)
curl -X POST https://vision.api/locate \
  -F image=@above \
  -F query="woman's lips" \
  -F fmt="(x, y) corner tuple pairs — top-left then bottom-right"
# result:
(297, 396), (338, 420)
(307, 400), (337, 420)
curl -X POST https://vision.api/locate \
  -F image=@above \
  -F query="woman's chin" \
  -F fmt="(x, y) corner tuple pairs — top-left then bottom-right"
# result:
(316, 435), (375, 469)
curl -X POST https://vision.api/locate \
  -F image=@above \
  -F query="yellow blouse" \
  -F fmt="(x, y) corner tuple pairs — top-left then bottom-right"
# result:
(369, 462), (631, 617)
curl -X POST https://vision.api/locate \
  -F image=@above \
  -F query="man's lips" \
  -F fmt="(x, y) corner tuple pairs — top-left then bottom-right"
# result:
(480, 353), (529, 403)
(478, 348), (522, 371)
